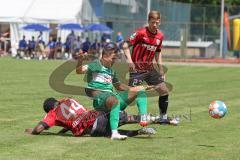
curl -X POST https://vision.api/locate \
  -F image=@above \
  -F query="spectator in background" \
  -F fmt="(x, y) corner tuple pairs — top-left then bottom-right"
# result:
(28, 36), (36, 59)
(89, 39), (101, 58)
(64, 38), (71, 59)
(73, 36), (82, 55)
(101, 33), (111, 43)
(116, 32), (124, 61)
(0, 31), (11, 56)
(36, 38), (46, 60)
(234, 51), (240, 60)
(66, 30), (76, 54)
(55, 37), (63, 59)
(0, 36), (5, 56)
(37, 31), (43, 41)
(116, 32), (124, 47)
(47, 36), (56, 59)
(82, 37), (91, 54)
(36, 31), (45, 51)
(5, 40), (11, 55)
(17, 35), (27, 59)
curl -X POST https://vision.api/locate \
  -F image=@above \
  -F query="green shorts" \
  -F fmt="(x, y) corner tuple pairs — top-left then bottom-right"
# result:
(93, 91), (129, 111)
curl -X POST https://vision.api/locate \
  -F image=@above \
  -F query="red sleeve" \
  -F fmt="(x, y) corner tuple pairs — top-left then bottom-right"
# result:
(41, 110), (56, 127)
(128, 30), (142, 46)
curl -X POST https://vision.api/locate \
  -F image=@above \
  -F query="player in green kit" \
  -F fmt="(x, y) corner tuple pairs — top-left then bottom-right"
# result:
(76, 42), (152, 140)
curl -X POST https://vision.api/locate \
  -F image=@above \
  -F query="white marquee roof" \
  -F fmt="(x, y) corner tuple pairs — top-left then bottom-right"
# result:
(0, 0), (83, 23)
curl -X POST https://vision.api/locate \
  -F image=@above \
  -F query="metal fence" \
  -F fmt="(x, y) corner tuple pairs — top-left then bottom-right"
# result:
(82, 0), (222, 41)
(81, 0), (232, 58)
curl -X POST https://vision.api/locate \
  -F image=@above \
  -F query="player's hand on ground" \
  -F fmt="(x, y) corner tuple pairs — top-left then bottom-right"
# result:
(57, 128), (69, 134)
(128, 63), (136, 72)
(25, 128), (33, 134)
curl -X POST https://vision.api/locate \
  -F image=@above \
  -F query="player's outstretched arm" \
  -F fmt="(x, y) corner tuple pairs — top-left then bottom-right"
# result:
(57, 128), (69, 134)
(122, 42), (136, 72)
(25, 122), (46, 135)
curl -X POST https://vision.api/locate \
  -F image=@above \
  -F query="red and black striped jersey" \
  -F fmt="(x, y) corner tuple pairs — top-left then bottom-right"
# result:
(127, 27), (164, 72)
(41, 98), (98, 136)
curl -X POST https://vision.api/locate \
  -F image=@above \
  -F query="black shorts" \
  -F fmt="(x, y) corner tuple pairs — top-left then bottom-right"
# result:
(90, 111), (128, 137)
(90, 112), (110, 137)
(128, 69), (164, 86)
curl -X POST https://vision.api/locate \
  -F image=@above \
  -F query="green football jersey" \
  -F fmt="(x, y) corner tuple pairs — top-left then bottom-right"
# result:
(86, 60), (119, 92)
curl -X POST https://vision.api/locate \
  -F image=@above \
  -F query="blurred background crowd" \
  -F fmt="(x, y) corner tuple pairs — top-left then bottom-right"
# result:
(1, 0), (240, 61)
(0, 28), (124, 60)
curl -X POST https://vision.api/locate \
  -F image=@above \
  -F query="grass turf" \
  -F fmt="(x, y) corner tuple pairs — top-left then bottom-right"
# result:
(0, 57), (240, 160)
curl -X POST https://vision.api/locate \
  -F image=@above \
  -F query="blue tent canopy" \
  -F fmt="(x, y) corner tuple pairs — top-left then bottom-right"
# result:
(22, 24), (51, 32)
(85, 24), (112, 33)
(57, 23), (84, 30)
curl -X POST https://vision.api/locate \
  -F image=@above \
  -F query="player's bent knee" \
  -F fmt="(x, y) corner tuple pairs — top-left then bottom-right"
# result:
(106, 96), (119, 109)
(156, 83), (169, 96)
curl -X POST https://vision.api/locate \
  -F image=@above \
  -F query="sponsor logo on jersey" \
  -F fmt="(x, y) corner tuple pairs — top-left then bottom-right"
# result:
(72, 111), (88, 127)
(142, 43), (157, 52)
(93, 73), (112, 83)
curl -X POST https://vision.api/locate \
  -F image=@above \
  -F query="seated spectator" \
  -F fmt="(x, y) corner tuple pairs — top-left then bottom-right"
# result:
(17, 35), (27, 59)
(36, 39), (46, 60)
(82, 37), (91, 53)
(63, 39), (71, 59)
(89, 39), (101, 58)
(47, 37), (56, 59)
(55, 37), (63, 59)
(28, 36), (36, 59)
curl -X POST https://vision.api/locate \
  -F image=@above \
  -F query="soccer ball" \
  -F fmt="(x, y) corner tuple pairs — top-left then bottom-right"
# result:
(208, 100), (227, 119)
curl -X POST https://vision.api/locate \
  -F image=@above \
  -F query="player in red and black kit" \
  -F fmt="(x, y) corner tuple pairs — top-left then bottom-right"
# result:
(25, 97), (156, 139)
(123, 10), (178, 125)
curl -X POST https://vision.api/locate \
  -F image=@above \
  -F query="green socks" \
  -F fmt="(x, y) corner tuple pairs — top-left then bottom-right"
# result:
(109, 103), (120, 130)
(136, 90), (147, 115)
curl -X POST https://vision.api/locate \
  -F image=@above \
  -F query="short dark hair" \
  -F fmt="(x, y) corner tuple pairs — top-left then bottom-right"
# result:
(102, 42), (118, 56)
(148, 10), (161, 21)
(43, 97), (58, 113)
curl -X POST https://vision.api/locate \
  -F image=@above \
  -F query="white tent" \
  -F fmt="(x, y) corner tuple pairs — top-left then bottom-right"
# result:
(0, 0), (33, 23)
(0, 0), (83, 47)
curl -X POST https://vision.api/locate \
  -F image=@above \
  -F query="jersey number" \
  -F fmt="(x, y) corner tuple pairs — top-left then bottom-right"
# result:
(60, 100), (84, 119)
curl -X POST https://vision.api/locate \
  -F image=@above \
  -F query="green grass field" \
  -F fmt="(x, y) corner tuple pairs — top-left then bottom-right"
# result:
(0, 57), (240, 160)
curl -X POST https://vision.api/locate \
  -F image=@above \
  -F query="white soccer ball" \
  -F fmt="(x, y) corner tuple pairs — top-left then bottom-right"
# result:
(208, 100), (227, 119)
